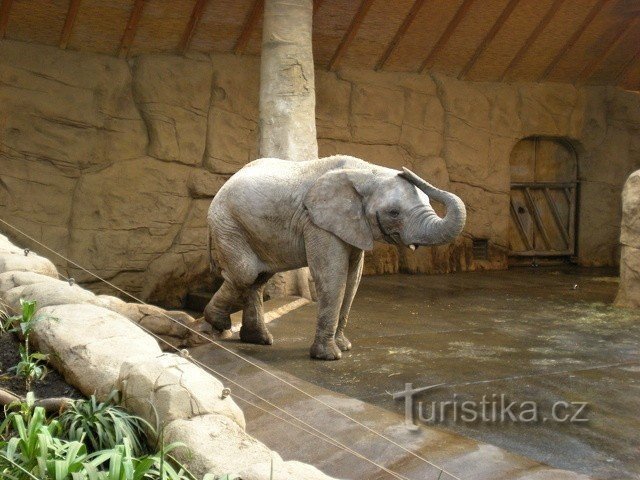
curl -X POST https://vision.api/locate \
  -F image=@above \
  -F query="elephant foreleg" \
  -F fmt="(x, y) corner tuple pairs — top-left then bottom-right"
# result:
(305, 227), (349, 360)
(335, 249), (364, 351)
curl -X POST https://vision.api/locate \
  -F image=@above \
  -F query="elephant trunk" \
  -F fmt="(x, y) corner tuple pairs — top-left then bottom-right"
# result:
(400, 167), (466, 246)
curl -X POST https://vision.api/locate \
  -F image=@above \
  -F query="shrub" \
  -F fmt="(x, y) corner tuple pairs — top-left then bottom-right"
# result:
(0, 395), (201, 480)
(59, 393), (151, 456)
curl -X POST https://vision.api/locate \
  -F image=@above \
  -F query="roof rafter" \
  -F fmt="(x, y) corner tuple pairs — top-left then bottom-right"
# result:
(500, 0), (564, 81)
(59, 0), (81, 49)
(615, 46), (640, 85)
(234, 0), (263, 55)
(0, 0), (12, 39)
(577, 15), (640, 83)
(538, 0), (608, 81)
(459, 0), (520, 79)
(313, 0), (323, 15)
(375, 0), (425, 71)
(328, 0), (374, 71)
(178, 0), (207, 54)
(118, 0), (145, 58)
(419, 0), (475, 73)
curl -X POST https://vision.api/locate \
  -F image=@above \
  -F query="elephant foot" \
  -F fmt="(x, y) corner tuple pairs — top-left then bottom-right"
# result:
(240, 325), (273, 345)
(204, 305), (232, 332)
(214, 329), (233, 340)
(310, 339), (342, 361)
(335, 333), (352, 351)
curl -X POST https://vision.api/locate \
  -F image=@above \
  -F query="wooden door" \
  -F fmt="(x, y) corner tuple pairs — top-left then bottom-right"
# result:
(509, 138), (577, 257)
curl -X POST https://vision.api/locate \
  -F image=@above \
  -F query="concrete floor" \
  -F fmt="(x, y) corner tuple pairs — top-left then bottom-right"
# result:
(192, 267), (639, 480)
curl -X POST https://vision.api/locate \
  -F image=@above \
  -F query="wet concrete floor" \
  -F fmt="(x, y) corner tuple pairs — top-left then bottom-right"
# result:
(192, 267), (639, 479)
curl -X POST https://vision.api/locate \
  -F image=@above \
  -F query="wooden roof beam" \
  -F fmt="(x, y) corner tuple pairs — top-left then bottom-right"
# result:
(313, 0), (323, 15)
(59, 0), (81, 49)
(178, 0), (207, 54)
(0, 0), (12, 39)
(375, 0), (425, 71)
(538, 0), (607, 81)
(459, 0), (520, 79)
(577, 16), (640, 83)
(328, 0), (374, 71)
(615, 46), (640, 86)
(118, 0), (145, 58)
(500, 0), (564, 81)
(419, 0), (475, 73)
(234, 0), (263, 55)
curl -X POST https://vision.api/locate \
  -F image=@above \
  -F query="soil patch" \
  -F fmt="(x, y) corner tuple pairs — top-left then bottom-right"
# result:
(1, 331), (82, 419)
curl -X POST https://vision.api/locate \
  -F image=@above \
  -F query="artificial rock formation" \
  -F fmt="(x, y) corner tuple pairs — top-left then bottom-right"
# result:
(1, 40), (639, 306)
(615, 170), (640, 308)
(0, 231), (339, 480)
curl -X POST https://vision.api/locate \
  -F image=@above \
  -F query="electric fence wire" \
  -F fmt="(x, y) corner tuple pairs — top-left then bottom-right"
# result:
(0, 217), (462, 480)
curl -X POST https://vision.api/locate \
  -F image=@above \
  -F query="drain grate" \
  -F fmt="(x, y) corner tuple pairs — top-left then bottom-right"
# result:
(472, 238), (489, 260)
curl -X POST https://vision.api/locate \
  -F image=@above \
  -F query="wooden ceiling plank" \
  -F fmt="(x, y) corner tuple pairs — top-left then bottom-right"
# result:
(578, 15), (640, 83)
(178, 0), (207, 54)
(59, 0), (81, 49)
(500, 0), (564, 81)
(375, 0), (425, 71)
(459, 0), (520, 79)
(234, 0), (264, 55)
(538, 0), (607, 81)
(313, 0), (323, 15)
(0, 0), (12, 39)
(615, 45), (640, 85)
(328, 0), (374, 71)
(419, 0), (475, 73)
(118, 0), (145, 58)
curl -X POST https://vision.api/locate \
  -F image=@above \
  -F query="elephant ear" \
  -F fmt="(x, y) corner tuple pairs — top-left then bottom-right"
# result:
(304, 170), (374, 251)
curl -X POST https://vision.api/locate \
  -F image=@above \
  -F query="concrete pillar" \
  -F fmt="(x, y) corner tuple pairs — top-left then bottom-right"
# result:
(615, 170), (640, 308)
(259, 0), (317, 299)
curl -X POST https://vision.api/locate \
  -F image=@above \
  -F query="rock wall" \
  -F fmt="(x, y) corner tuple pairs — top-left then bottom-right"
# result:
(1, 40), (639, 306)
(615, 170), (640, 308)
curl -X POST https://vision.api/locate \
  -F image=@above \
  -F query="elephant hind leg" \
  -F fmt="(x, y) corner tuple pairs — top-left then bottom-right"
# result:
(240, 275), (273, 345)
(204, 280), (244, 333)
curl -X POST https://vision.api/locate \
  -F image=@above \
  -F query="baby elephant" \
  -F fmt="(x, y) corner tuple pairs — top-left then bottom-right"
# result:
(204, 155), (466, 360)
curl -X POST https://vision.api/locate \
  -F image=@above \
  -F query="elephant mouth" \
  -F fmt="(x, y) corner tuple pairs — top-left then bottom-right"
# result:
(375, 211), (401, 245)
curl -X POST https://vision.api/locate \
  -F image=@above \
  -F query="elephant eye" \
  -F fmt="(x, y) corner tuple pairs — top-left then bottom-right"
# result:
(388, 210), (400, 218)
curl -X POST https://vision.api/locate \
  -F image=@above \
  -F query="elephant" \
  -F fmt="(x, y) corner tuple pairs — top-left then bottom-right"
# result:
(204, 155), (466, 360)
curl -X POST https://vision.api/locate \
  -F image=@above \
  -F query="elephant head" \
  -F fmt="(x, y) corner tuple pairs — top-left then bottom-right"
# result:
(304, 166), (466, 251)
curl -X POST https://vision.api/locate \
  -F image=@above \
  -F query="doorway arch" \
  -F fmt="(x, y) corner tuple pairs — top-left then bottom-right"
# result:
(508, 137), (578, 258)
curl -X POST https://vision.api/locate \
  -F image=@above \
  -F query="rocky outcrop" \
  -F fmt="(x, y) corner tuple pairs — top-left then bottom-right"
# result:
(0, 231), (339, 480)
(0, 239), (209, 351)
(1, 40), (639, 305)
(615, 170), (640, 308)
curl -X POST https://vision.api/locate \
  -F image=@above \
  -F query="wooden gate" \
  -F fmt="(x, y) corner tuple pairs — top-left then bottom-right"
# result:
(508, 138), (577, 257)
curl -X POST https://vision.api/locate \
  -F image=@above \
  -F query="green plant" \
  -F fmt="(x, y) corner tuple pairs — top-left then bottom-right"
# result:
(4, 300), (48, 391)
(88, 438), (196, 480)
(10, 345), (49, 391)
(59, 393), (151, 457)
(1, 396), (199, 480)
(0, 400), (73, 478)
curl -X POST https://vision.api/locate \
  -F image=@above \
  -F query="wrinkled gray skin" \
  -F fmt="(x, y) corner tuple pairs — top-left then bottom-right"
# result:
(205, 155), (466, 360)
